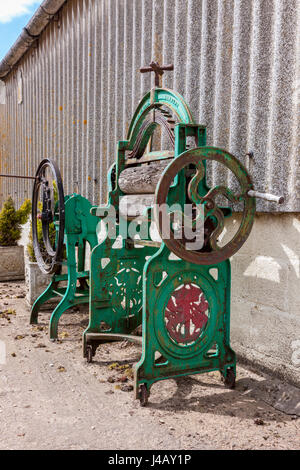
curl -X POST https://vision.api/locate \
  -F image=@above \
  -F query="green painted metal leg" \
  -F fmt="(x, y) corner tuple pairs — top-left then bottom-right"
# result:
(49, 241), (77, 339)
(30, 279), (58, 324)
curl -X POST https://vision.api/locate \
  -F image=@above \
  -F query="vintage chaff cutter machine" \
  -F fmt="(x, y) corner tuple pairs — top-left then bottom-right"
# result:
(82, 62), (283, 405)
(0, 62), (283, 406)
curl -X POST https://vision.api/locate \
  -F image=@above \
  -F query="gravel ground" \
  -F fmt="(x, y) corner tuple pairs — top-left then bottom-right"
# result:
(0, 281), (299, 450)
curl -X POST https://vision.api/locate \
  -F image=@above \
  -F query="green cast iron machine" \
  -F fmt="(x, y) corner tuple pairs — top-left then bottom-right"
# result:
(82, 62), (284, 405)
(0, 62), (284, 406)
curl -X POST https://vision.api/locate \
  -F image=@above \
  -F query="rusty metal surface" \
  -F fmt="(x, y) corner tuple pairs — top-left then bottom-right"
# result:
(0, 0), (299, 211)
(127, 107), (176, 160)
(155, 147), (256, 265)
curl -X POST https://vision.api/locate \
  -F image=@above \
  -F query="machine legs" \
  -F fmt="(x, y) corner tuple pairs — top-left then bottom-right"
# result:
(30, 247), (90, 339)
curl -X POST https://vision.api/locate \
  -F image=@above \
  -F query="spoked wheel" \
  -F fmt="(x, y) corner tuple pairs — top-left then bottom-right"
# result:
(32, 159), (65, 274)
(155, 147), (256, 265)
(139, 384), (149, 407)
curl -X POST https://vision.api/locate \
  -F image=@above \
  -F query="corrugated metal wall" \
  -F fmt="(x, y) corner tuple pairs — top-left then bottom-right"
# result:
(0, 80), (6, 201)
(0, 0), (299, 211)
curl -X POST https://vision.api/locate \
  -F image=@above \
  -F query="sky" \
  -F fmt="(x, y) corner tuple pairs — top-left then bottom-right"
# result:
(0, 1), (41, 61)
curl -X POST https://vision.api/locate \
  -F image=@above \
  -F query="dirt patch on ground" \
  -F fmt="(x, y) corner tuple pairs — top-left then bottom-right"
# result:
(0, 281), (299, 450)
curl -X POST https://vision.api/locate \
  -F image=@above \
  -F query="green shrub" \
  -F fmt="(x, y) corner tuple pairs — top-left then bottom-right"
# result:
(0, 197), (31, 246)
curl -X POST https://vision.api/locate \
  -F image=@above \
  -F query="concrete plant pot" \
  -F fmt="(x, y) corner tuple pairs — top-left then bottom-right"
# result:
(0, 245), (25, 281)
(24, 259), (55, 308)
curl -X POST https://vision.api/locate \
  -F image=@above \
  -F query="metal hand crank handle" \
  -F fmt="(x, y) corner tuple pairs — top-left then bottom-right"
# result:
(247, 190), (284, 205)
